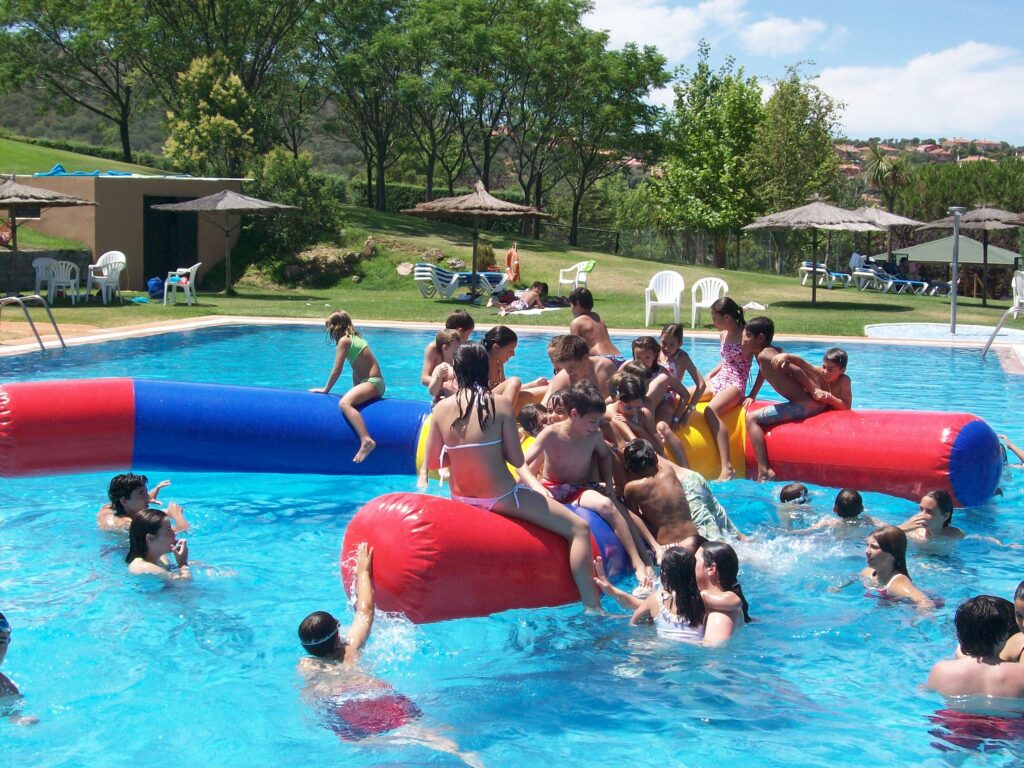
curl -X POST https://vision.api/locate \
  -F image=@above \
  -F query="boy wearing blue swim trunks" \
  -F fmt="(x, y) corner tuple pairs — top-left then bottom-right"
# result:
(743, 319), (852, 482)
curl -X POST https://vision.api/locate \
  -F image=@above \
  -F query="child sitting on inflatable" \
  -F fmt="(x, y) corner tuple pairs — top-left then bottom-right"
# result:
(568, 288), (624, 366)
(425, 329), (462, 403)
(421, 310), (474, 389)
(543, 334), (615, 403)
(311, 311), (385, 463)
(744, 324), (853, 481)
(525, 381), (655, 590)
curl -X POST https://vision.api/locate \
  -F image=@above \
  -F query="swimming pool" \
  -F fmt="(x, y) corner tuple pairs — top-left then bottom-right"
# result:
(3, 324), (1024, 766)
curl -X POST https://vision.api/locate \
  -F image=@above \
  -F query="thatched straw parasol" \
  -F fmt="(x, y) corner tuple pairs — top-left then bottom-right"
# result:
(917, 206), (1021, 306)
(0, 177), (96, 295)
(402, 180), (553, 297)
(151, 190), (297, 294)
(853, 207), (922, 265)
(744, 196), (882, 304)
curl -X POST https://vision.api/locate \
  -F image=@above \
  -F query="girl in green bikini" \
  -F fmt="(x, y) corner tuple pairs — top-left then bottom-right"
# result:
(312, 311), (386, 463)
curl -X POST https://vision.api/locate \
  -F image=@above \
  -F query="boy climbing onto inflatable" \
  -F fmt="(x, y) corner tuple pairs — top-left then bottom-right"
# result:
(543, 334), (615, 403)
(743, 319), (852, 481)
(621, 439), (700, 563)
(568, 288), (624, 366)
(525, 381), (655, 590)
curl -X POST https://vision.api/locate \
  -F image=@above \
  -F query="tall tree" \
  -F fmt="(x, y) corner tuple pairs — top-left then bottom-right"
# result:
(556, 40), (668, 246)
(163, 54), (255, 176)
(747, 67), (843, 214)
(0, 0), (147, 161)
(318, 0), (408, 211)
(651, 42), (763, 267)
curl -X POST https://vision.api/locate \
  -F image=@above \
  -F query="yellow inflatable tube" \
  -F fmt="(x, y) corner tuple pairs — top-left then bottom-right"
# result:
(416, 406), (745, 481)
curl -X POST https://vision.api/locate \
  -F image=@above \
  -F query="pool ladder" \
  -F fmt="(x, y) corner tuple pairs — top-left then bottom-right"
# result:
(0, 294), (66, 352)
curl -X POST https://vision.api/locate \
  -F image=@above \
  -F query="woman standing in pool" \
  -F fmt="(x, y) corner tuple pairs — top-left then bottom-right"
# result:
(311, 311), (385, 463)
(897, 490), (964, 548)
(700, 298), (751, 481)
(125, 509), (191, 580)
(594, 546), (746, 646)
(860, 525), (933, 611)
(424, 342), (601, 611)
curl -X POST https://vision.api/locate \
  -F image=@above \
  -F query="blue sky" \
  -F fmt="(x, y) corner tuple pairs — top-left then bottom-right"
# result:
(584, 0), (1024, 144)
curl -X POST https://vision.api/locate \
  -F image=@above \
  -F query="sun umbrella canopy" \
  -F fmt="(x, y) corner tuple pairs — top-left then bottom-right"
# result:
(150, 190), (296, 294)
(852, 207), (922, 228)
(917, 206), (1022, 306)
(743, 199), (883, 233)
(401, 181), (552, 297)
(0, 178), (96, 295)
(0, 178), (97, 210)
(893, 235), (1019, 265)
(743, 197), (882, 304)
(149, 189), (296, 215)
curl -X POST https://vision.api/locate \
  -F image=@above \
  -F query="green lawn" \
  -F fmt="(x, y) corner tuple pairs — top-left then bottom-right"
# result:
(14, 203), (1024, 338)
(0, 137), (159, 176)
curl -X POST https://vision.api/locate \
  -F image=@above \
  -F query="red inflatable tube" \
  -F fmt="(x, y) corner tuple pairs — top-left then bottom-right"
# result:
(743, 403), (1000, 507)
(342, 493), (603, 623)
(0, 379), (135, 477)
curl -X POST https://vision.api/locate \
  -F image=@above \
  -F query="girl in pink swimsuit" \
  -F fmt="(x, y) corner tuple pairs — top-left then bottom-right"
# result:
(700, 298), (752, 480)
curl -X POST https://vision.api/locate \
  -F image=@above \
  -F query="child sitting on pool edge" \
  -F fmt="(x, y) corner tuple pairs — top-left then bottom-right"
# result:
(311, 311), (385, 463)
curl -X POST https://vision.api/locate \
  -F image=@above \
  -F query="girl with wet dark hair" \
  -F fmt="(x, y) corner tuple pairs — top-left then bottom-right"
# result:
(424, 343), (601, 611)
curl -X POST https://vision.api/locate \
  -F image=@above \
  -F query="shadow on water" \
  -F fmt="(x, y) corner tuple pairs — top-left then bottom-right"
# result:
(770, 300), (914, 314)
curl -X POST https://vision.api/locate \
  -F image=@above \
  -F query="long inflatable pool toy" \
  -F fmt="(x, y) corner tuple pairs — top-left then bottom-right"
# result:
(341, 492), (629, 623)
(0, 378), (1000, 505)
(0, 378), (428, 477)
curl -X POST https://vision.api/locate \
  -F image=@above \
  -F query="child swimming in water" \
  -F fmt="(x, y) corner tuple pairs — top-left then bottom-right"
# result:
(860, 525), (933, 612)
(125, 509), (191, 580)
(311, 311), (385, 463)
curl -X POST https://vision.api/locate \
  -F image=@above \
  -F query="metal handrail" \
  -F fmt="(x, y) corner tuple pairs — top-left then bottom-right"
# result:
(0, 294), (67, 352)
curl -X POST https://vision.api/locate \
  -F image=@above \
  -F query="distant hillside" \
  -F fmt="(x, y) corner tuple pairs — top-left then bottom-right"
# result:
(0, 88), (363, 175)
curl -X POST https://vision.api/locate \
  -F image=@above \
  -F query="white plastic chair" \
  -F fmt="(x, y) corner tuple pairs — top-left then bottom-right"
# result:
(644, 270), (685, 326)
(557, 260), (595, 294)
(164, 262), (202, 306)
(86, 251), (127, 304)
(982, 270), (1024, 359)
(46, 261), (80, 305)
(691, 276), (728, 328)
(32, 256), (57, 297)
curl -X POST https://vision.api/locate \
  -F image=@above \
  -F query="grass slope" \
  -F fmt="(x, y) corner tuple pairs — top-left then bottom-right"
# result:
(0, 137), (158, 176)
(13, 201), (1024, 338)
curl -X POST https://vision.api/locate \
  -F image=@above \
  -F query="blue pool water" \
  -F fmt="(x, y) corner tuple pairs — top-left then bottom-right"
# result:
(2, 324), (1024, 767)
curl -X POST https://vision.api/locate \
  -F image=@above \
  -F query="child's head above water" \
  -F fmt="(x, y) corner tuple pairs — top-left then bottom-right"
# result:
(298, 610), (346, 659)
(955, 595), (1016, 659)
(779, 482), (809, 504)
(108, 472), (149, 516)
(833, 489), (864, 519)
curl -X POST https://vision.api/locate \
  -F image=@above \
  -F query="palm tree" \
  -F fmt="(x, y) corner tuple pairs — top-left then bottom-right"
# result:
(864, 145), (914, 261)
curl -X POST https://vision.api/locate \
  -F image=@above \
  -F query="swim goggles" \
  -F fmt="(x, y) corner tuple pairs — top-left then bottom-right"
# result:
(301, 621), (339, 647)
(0, 613), (10, 637)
